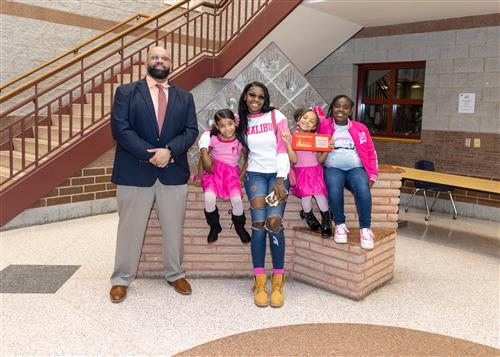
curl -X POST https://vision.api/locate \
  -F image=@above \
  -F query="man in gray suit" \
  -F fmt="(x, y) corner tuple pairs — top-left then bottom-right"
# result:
(109, 46), (198, 303)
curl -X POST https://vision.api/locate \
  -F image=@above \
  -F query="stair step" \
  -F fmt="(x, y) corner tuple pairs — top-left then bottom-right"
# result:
(132, 65), (146, 76)
(13, 138), (62, 154)
(0, 165), (18, 180)
(103, 83), (119, 95)
(113, 73), (133, 84)
(51, 115), (95, 130)
(72, 103), (111, 117)
(0, 150), (36, 171)
(36, 126), (72, 141)
(85, 93), (114, 105)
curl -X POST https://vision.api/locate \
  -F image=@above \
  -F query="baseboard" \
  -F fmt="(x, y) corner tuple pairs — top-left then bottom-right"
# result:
(1, 198), (117, 231)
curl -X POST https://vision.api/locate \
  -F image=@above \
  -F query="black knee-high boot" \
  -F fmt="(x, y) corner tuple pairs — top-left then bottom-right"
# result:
(204, 207), (222, 243)
(320, 210), (332, 238)
(231, 213), (251, 243)
(300, 210), (321, 232)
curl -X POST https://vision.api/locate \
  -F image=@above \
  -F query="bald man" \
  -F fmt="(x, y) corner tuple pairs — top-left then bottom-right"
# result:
(109, 46), (198, 302)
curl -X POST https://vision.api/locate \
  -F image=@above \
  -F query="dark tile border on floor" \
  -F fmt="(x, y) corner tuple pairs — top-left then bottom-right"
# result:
(0, 265), (80, 294)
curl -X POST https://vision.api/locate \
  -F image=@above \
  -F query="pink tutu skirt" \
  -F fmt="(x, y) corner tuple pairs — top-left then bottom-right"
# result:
(202, 159), (242, 200)
(291, 164), (327, 198)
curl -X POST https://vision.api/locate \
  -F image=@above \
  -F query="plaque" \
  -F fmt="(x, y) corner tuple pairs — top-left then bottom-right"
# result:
(291, 132), (332, 152)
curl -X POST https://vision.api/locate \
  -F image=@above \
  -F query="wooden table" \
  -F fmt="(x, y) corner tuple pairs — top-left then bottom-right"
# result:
(396, 166), (500, 194)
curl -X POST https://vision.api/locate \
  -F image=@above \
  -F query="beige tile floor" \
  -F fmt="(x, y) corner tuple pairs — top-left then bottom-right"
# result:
(1, 209), (499, 356)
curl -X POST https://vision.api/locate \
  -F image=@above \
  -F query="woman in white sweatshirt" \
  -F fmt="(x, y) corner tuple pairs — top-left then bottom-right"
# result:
(236, 81), (291, 308)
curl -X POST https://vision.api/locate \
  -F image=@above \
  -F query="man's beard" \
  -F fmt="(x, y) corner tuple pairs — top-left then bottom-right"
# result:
(147, 65), (170, 80)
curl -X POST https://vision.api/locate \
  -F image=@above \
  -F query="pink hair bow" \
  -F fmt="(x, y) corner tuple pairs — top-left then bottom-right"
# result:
(311, 106), (325, 122)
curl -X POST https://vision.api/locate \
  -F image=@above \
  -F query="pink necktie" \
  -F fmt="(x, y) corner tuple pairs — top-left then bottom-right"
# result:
(156, 84), (166, 132)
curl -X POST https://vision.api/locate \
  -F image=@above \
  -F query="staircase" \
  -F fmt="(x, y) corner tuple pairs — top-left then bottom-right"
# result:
(0, 0), (301, 226)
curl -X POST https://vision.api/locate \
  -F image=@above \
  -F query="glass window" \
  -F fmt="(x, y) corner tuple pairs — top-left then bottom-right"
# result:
(396, 68), (425, 99)
(356, 62), (425, 139)
(392, 104), (422, 135)
(358, 104), (388, 135)
(364, 69), (391, 99)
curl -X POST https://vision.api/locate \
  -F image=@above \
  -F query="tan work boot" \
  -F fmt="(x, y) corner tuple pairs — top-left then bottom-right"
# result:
(270, 274), (285, 308)
(253, 274), (268, 307)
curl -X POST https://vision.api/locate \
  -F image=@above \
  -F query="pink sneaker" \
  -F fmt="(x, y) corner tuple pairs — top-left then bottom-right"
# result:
(360, 228), (374, 250)
(334, 224), (349, 244)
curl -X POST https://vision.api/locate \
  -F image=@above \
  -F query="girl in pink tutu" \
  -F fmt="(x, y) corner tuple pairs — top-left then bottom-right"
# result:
(282, 107), (332, 237)
(198, 109), (251, 244)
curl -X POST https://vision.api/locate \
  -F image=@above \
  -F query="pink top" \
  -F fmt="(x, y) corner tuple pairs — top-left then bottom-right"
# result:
(295, 150), (320, 168)
(318, 118), (379, 181)
(146, 75), (169, 121)
(198, 130), (243, 167)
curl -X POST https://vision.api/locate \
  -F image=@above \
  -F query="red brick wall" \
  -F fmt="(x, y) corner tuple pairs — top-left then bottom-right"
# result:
(30, 149), (116, 209)
(31, 167), (116, 208)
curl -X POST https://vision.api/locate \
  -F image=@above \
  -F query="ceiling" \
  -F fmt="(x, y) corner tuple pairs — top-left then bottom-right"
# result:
(302, 0), (499, 27)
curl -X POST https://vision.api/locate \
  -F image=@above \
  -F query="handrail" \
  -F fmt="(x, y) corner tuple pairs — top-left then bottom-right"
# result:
(0, 0), (273, 188)
(0, 0), (232, 103)
(0, 0), (301, 226)
(0, 12), (150, 93)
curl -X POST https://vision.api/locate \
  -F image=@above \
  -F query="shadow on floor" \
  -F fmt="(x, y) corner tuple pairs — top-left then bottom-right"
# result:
(399, 221), (500, 259)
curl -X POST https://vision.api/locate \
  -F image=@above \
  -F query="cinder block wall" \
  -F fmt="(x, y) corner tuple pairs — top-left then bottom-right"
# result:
(0, 0), (166, 84)
(306, 20), (500, 209)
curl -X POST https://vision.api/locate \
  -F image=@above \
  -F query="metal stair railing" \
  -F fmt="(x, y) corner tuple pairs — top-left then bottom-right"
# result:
(0, 0), (269, 187)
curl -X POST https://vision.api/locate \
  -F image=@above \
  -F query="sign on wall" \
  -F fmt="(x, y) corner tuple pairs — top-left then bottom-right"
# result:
(458, 93), (476, 114)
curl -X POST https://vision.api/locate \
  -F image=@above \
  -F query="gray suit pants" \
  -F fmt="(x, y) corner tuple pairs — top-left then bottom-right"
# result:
(110, 180), (188, 286)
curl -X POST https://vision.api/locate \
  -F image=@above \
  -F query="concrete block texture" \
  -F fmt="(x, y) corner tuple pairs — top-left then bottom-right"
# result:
(469, 43), (500, 59)
(354, 38), (377, 52)
(440, 45), (469, 60)
(428, 30), (456, 47)
(448, 115), (481, 132)
(482, 86), (499, 103)
(411, 46), (441, 60)
(363, 50), (388, 63)
(376, 36), (402, 50)
(387, 48), (412, 62)
(480, 114), (500, 134)
(426, 59), (454, 74)
(468, 72), (499, 88)
(341, 51), (364, 64)
(454, 58), (485, 73)
(484, 57), (500, 72)
(486, 26), (500, 42)
(456, 28), (487, 46)
(438, 73), (469, 88)
(13, 0), (165, 22)
(398, 33), (429, 49)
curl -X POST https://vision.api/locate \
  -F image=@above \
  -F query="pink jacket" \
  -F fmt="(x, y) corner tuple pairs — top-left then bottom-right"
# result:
(318, 118), (379, 181)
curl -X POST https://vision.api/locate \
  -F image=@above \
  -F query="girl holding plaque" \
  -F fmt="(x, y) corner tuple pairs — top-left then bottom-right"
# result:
(281, 107), (332, 238)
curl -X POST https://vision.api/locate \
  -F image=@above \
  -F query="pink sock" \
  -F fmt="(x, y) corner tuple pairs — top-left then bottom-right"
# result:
(253, 267), (265, 275)
(273, 269), (284, 275)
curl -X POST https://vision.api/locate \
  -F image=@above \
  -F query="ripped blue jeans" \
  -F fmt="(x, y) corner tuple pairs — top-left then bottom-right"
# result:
(244, 171), (290, 270)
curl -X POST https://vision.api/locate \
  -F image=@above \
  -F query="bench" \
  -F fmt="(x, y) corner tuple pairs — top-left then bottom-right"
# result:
(137, 165), (402, 300)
